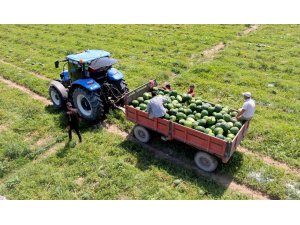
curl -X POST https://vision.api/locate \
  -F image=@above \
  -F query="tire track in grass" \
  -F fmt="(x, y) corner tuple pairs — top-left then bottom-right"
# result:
(190, 25), (260, 64)
(237, 147), (300, 177)
(0, 76), (51, 105)
(0, 59), (51, 82)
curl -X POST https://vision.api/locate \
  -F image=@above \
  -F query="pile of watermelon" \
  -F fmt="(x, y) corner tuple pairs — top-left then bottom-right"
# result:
(130, 88), (242, 142)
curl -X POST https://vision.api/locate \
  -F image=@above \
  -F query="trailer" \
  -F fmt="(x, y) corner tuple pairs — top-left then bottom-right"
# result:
(124, 81), (250, 172)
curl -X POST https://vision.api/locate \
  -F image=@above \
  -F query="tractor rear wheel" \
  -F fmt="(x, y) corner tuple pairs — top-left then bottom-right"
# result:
(72, 87), (104, 121)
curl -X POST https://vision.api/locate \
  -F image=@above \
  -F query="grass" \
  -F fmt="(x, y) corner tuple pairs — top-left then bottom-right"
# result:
(0, 78), (249, 200)
(0, 24), (299, 199)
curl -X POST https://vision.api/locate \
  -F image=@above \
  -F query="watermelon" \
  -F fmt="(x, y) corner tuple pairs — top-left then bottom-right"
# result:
(143, 92), (152, 100)
(210, 125), (216, 130)
(185, 108), (193, 115)
(214, 113), (223, 119)
(176, 112), (187, 120)
(164, 113), (170, 119)
(223, 114), (231, 122)
(195, 126), (206, 132)
(172, 100), (179, 105)
(179, 119), (186, 125)
(131, 100), (139, 107)
(176, 95), (183, 102)
(204, 128), (212, 134)
(184, 120), (193, 128)
(202, 116), (209, 120)
(169, 90), (178, 97)
(144, 100), (150, 105)
(182, 94), (192, 102)
(214, 104), (222, 112)
(227, 134), (235, 139)
(195, 100), (202, 106)
(201, 104), (209, 111)
(192, 121), (199, 128)
(195, 105), (202, 112)
(225, 137), (232, 142)
(137, 97), (144, 103)
(230, 117), (238, 123)
(216, 134), (225, 140)
(186, 117), (195, 123)
(178, 107), (185, 113)
(169, 108), (178, 115)
(214, 127), (224, 135)
(195, 113), (202, 120)
(169, 115), (177, 122)
(158, 91), (164, 95)
(230, 127), (239, 135)
(167, 103), (174, 110)
(230, 111), (238, 117)
(227, 122), (234, 128)
(139, 103), (147, 110)
(198, 119), (206, 126)
(187, 114), (195, 119)
(189, 103), (197, 111)
(234, 122), (242, 129)
(208, 106), (215, 115)
(220, 122), (229, 133)
(201, 110), (209, 117)
(153, 87), (159, 91)
(170, 96), (176, 101)
(206, 117), (216, 125)
(217, 119), (226, 123)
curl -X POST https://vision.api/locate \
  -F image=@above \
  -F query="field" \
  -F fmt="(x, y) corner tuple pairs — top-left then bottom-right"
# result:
(0, 25), (299, 199)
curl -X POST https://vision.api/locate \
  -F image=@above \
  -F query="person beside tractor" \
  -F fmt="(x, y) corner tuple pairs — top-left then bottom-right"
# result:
(147, 91), (168, 119)
(66, 102), (82, 143)
(187, 84), (196, 97)
(236, 92), (256, 121)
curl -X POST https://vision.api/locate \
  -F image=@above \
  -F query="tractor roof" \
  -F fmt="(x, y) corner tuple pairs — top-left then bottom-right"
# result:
(66, 50), (111, 63)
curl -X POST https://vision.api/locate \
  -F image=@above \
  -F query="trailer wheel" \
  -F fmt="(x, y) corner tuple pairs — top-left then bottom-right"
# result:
(194, 151), (218, 172)
(133, 126), (151, 143)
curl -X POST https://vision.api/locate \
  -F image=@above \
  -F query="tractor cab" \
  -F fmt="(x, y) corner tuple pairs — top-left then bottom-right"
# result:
(56, 49), (117, 82)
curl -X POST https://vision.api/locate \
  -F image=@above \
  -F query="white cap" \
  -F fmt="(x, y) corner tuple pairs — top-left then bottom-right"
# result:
(243, 92), (251, 98)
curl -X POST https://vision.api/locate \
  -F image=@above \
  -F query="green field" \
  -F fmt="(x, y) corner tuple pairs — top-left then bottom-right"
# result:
(0, 25), (299, 199)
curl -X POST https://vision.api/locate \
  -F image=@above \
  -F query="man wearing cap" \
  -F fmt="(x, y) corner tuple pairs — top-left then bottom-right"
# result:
(236, 92), (256, 121)
(66, 102), (82, 143)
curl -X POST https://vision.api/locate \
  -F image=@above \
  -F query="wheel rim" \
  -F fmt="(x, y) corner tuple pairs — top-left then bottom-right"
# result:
(50, 89), (61, 105)
(77, 94), (92, 117)
(199, 157), (211, 168)
(138, 130), (146, 139)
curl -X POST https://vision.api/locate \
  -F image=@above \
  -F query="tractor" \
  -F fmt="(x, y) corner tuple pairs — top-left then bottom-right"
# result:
(49, 50), (128, 121)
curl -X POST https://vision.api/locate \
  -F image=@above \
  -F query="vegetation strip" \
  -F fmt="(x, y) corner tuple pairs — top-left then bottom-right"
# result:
(0, 76), (51, 105)
(0, 59), (50, 81)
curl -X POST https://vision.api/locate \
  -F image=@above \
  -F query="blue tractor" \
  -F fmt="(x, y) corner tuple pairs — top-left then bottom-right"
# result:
(49, 50), (128, 121)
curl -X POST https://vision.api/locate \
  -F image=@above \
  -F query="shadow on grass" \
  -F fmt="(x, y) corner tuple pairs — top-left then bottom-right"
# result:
(118, 132), (245, 199)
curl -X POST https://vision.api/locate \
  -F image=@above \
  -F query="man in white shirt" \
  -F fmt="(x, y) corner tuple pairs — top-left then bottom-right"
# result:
(236, 92), (256, 121)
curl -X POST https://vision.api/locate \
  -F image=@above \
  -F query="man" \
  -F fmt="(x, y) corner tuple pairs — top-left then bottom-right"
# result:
(236, 92), (256, 121)
(147, 92), (168, 119)
(187, 84), (196, 97)
(66, 102), (82, 143)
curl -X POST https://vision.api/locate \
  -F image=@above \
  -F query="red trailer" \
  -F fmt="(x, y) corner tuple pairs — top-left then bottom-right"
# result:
(124, 81), (250, 172)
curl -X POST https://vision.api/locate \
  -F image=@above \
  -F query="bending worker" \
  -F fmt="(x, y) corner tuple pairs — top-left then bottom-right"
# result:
(147, 91), (168, 119)
(236, 92), (256, 121)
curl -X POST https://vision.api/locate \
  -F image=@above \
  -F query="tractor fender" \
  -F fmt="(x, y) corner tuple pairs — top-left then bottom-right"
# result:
(72, 78), (101, 92)
(107, 68), (123, 81)
(49, 80), (68, 99)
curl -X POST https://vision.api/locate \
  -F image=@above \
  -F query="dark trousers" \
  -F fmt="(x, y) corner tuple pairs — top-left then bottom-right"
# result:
(68, 125), (82, 142)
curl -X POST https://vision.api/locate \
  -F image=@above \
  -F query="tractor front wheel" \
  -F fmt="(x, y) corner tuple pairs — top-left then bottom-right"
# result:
(72, 87), (104, 121)
(49, 86), (65, 109)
